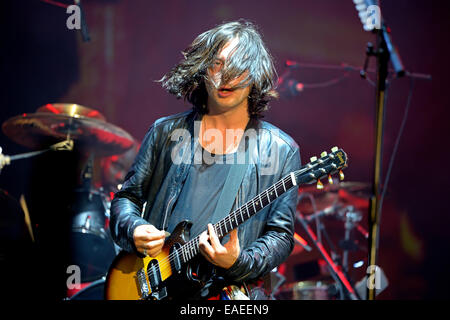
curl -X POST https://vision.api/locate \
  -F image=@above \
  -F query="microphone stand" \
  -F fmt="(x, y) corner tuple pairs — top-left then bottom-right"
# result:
(364, 21), (405, 301)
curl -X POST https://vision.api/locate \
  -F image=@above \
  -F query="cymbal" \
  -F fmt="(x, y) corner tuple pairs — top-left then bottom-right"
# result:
(298, 181), (370, 212)
(2, 103), (135, 157)
(300, 180), (370, 196)
(332, 181), (371, 198)
(297, 191), (338, 213)
(37, 103), (107, 121)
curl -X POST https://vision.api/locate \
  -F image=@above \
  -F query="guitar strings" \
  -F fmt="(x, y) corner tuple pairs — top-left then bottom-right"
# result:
(145, 175), (291, 279)
(144, 163), (320, 280)
(144, 166), (312, 280)
(145, 159), (335, 281)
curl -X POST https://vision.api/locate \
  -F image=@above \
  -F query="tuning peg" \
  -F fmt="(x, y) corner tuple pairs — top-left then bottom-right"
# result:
(316, 179), (324, 189)
(321, 151), (327, 158)
(328, 174), (333, 184)
(310, 156), (317, 162)
(339, 169), (345, 181)
(331, 146), (338, 152)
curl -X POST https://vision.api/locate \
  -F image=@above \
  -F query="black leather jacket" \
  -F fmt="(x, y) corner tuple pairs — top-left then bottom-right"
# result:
(110, 110), (301, 283)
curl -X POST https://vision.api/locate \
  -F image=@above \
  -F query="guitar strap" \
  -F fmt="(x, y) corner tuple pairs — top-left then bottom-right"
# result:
(197, 159), (249, 300)
(205, 117), (256, 230)
(210, 152), (250, 234)
(198, 126), (255, 300)
(210, 161), (249, 230)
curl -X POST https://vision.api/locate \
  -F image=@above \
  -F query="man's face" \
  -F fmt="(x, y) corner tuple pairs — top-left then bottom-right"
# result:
(205, 37), (252, 113)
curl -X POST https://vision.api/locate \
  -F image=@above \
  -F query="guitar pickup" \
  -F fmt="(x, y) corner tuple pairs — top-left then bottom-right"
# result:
(170, 242), (183, 273)
(147, 259), (162, 292)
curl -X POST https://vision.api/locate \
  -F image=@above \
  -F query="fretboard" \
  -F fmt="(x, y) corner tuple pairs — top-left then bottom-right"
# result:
(177, 172), (298, 264)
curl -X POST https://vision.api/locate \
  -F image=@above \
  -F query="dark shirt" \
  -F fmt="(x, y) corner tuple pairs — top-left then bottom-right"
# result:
(110, 111), (301, 283)
(167, 146), (238, 238)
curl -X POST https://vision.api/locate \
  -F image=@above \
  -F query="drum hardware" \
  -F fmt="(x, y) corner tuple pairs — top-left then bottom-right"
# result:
(303, 201), (368, 274)
(293, 232), (312, 252)
(296, 187), (368, 300)
(262, 267), (286, 300)
(296, 210), (359, 300)
(2, 103), (135, 158)
(293, 182), (375, 300)
(0, 139), (73, 174)
(338, 206), (365, 273)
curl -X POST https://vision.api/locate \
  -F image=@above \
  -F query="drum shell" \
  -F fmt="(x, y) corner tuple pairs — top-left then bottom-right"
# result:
(67, 189), (116, 283)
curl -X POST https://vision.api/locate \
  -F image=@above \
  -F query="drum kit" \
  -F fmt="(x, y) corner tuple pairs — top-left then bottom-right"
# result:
(0, 103), (137, 300)
(274, 180), (374, 300)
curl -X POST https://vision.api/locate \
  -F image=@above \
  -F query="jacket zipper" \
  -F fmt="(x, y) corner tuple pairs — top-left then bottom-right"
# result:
(162, 192), (177, 230)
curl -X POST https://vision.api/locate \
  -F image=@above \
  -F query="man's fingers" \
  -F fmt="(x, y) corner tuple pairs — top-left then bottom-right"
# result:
(139, 238), (164, 257)
(144, 238), (164, 250)
(207, 224), (222, 249)
(231, 228), (239, 243)
(134, 225), (165, 241)
(142, 231), (166, 241)
(199, 230), (214, 257)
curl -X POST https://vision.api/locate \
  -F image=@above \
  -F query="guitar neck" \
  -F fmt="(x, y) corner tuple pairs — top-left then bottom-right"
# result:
(178, 172), (298, 264)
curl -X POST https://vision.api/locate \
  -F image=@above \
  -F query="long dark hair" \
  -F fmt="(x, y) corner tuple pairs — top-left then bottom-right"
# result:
(159, 20), (278, 118)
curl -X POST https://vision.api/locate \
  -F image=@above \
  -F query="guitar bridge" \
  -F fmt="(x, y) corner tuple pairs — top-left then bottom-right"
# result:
(136, 268), (150, 299)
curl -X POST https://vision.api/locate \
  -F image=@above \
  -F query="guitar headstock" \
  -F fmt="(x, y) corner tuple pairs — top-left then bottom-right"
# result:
(296, 146), (348, 188)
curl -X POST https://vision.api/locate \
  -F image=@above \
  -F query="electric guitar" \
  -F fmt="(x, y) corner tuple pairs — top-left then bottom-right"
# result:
(105, 147), (348, 300)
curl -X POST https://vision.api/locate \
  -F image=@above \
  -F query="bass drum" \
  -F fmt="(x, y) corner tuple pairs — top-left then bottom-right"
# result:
(68, 188), (117, 283)
(69, 278), (106, 300)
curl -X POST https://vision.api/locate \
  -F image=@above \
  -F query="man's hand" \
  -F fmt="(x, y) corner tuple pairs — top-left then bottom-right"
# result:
(199, 224), (240, 269)
(133, 224), (165, 257)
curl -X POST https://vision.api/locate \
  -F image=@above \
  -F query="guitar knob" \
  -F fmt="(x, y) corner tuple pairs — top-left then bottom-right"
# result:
(321, 151), (327, 158)
(310, 156), (317, 162)
(331, 146), (338, 152)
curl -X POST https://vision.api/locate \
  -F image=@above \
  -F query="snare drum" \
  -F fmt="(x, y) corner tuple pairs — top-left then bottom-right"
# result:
(68, 188), (116, 282)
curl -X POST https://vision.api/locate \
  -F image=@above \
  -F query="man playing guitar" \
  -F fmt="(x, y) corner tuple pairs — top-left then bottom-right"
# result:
(109, 20), (301, 300)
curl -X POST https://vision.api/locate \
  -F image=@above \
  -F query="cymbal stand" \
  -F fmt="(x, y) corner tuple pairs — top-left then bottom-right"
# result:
(339, 206), (363, 274)
(0, 139), (74, 174)
(298, 192), (340, 259)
